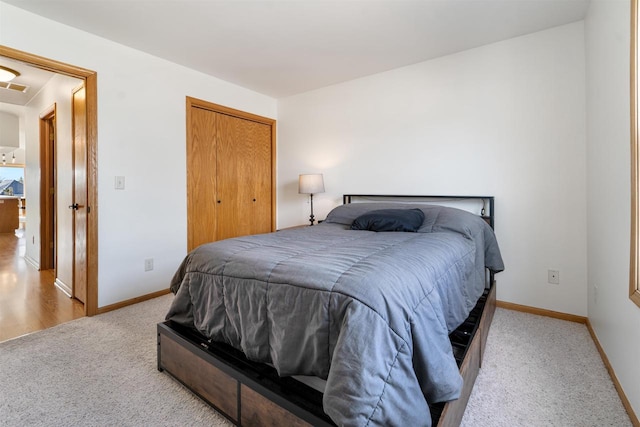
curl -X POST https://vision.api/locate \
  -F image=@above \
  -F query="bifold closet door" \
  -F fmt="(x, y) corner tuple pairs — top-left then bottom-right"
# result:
(187, 101), (274, 252)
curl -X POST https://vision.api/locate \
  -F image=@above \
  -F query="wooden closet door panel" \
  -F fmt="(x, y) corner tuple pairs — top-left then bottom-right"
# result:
(249, 122), (273, 235)
(216, 114), (272, 238)
(233, 116), (259, 236)
(187, 107), (218, 251)
(216, 113), (248, 240)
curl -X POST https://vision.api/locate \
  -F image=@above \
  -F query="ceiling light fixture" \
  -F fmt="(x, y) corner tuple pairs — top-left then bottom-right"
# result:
(0, 65), (20, 82)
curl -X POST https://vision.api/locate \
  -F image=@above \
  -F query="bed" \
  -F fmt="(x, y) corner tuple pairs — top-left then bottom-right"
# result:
(158, 195), (504, 426)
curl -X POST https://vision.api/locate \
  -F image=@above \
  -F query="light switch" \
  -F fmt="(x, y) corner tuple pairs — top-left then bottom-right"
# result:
(115, 176), (125, 190)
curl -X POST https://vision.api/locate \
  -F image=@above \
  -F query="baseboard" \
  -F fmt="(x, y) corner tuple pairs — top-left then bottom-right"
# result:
(24, 255), (40, 271)
(96, 288), (170, 315)
(586, 320), (640, 427)
(54, 278), (72, 297)
(496, 300), (587, 324)
(497, 300), (639, 426)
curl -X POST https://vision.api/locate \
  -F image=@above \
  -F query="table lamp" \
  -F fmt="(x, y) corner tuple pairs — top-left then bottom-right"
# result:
(298, 174), (325, 225)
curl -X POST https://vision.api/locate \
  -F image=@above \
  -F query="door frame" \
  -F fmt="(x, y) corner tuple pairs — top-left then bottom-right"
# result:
(0, 45), (99, 316)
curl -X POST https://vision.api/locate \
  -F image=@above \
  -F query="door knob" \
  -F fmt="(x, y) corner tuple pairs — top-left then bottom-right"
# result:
(68, 203), (80, 210)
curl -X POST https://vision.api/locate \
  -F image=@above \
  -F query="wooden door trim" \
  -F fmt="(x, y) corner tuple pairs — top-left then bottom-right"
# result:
(186, 97), (277, 248)
(0, 45), (99, 316)
(187, 97), (276, 126)
(39, 104), (56, 272)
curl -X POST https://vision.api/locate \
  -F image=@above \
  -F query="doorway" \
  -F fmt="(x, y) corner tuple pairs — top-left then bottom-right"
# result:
(0, 45), (99, 316)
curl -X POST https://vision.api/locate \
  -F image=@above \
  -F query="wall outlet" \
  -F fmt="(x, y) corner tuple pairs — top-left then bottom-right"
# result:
(548, 269), (560, 285)
(144, 258), (154, 272)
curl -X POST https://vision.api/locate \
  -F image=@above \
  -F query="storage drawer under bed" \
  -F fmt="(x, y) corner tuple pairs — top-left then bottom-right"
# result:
(157, 281), (496, 427)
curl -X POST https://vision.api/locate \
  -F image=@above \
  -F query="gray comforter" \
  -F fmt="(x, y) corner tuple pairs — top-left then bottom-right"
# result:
(166, 203), (504, 426)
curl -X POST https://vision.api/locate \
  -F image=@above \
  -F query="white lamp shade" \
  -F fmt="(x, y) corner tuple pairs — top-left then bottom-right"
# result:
(298, 174), (325, 194)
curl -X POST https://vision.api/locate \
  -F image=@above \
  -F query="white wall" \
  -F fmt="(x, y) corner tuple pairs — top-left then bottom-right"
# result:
(0, 111), (19, 147)
(278, 22), (588, 316)
(585, 0), (640, 417)
(0, 2), (277, 307)
(22, 74), (83, 292)
(0, 103), (27, 165)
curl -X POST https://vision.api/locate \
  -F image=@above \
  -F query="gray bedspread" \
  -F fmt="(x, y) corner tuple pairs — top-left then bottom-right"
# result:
(166, 204), (504, 426)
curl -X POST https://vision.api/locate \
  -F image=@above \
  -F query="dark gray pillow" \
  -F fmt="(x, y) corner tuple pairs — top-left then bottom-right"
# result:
(351, 208), (425, 232)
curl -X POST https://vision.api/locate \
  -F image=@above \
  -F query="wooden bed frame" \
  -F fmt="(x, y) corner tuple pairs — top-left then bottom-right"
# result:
(157, 195), (498, 426)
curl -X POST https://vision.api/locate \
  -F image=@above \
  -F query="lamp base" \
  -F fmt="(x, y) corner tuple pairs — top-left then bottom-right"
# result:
(308, 194), (316, 226)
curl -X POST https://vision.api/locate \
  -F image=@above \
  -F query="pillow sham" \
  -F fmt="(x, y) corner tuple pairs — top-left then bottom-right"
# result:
(350, 208), (425, 232)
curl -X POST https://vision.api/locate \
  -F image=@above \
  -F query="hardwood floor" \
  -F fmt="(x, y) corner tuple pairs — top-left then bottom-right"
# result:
(0, 232), (84, 343)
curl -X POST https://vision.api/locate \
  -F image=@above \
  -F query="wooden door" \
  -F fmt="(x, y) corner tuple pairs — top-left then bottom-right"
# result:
(186, 98), (276, 252)
(71, 85), (87, 304)
(39, 105), (56, 271)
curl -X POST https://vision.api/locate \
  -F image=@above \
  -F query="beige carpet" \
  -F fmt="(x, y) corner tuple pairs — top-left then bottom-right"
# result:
(0, 295), (229, 427)
(461, 308), (632, 426)
(0, 295), (632, 426)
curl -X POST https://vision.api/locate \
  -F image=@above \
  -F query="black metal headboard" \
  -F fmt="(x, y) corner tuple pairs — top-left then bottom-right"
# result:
(342, 194), (495, 229)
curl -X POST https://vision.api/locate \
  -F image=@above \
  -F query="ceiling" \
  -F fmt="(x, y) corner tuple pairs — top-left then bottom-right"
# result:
(0, 57), (54, 106)
(2, 0), (589, 98)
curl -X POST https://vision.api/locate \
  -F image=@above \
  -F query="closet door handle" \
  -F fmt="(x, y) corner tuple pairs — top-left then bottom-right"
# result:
(217, 200), (221, 204)
(253, 198), (256, 202)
